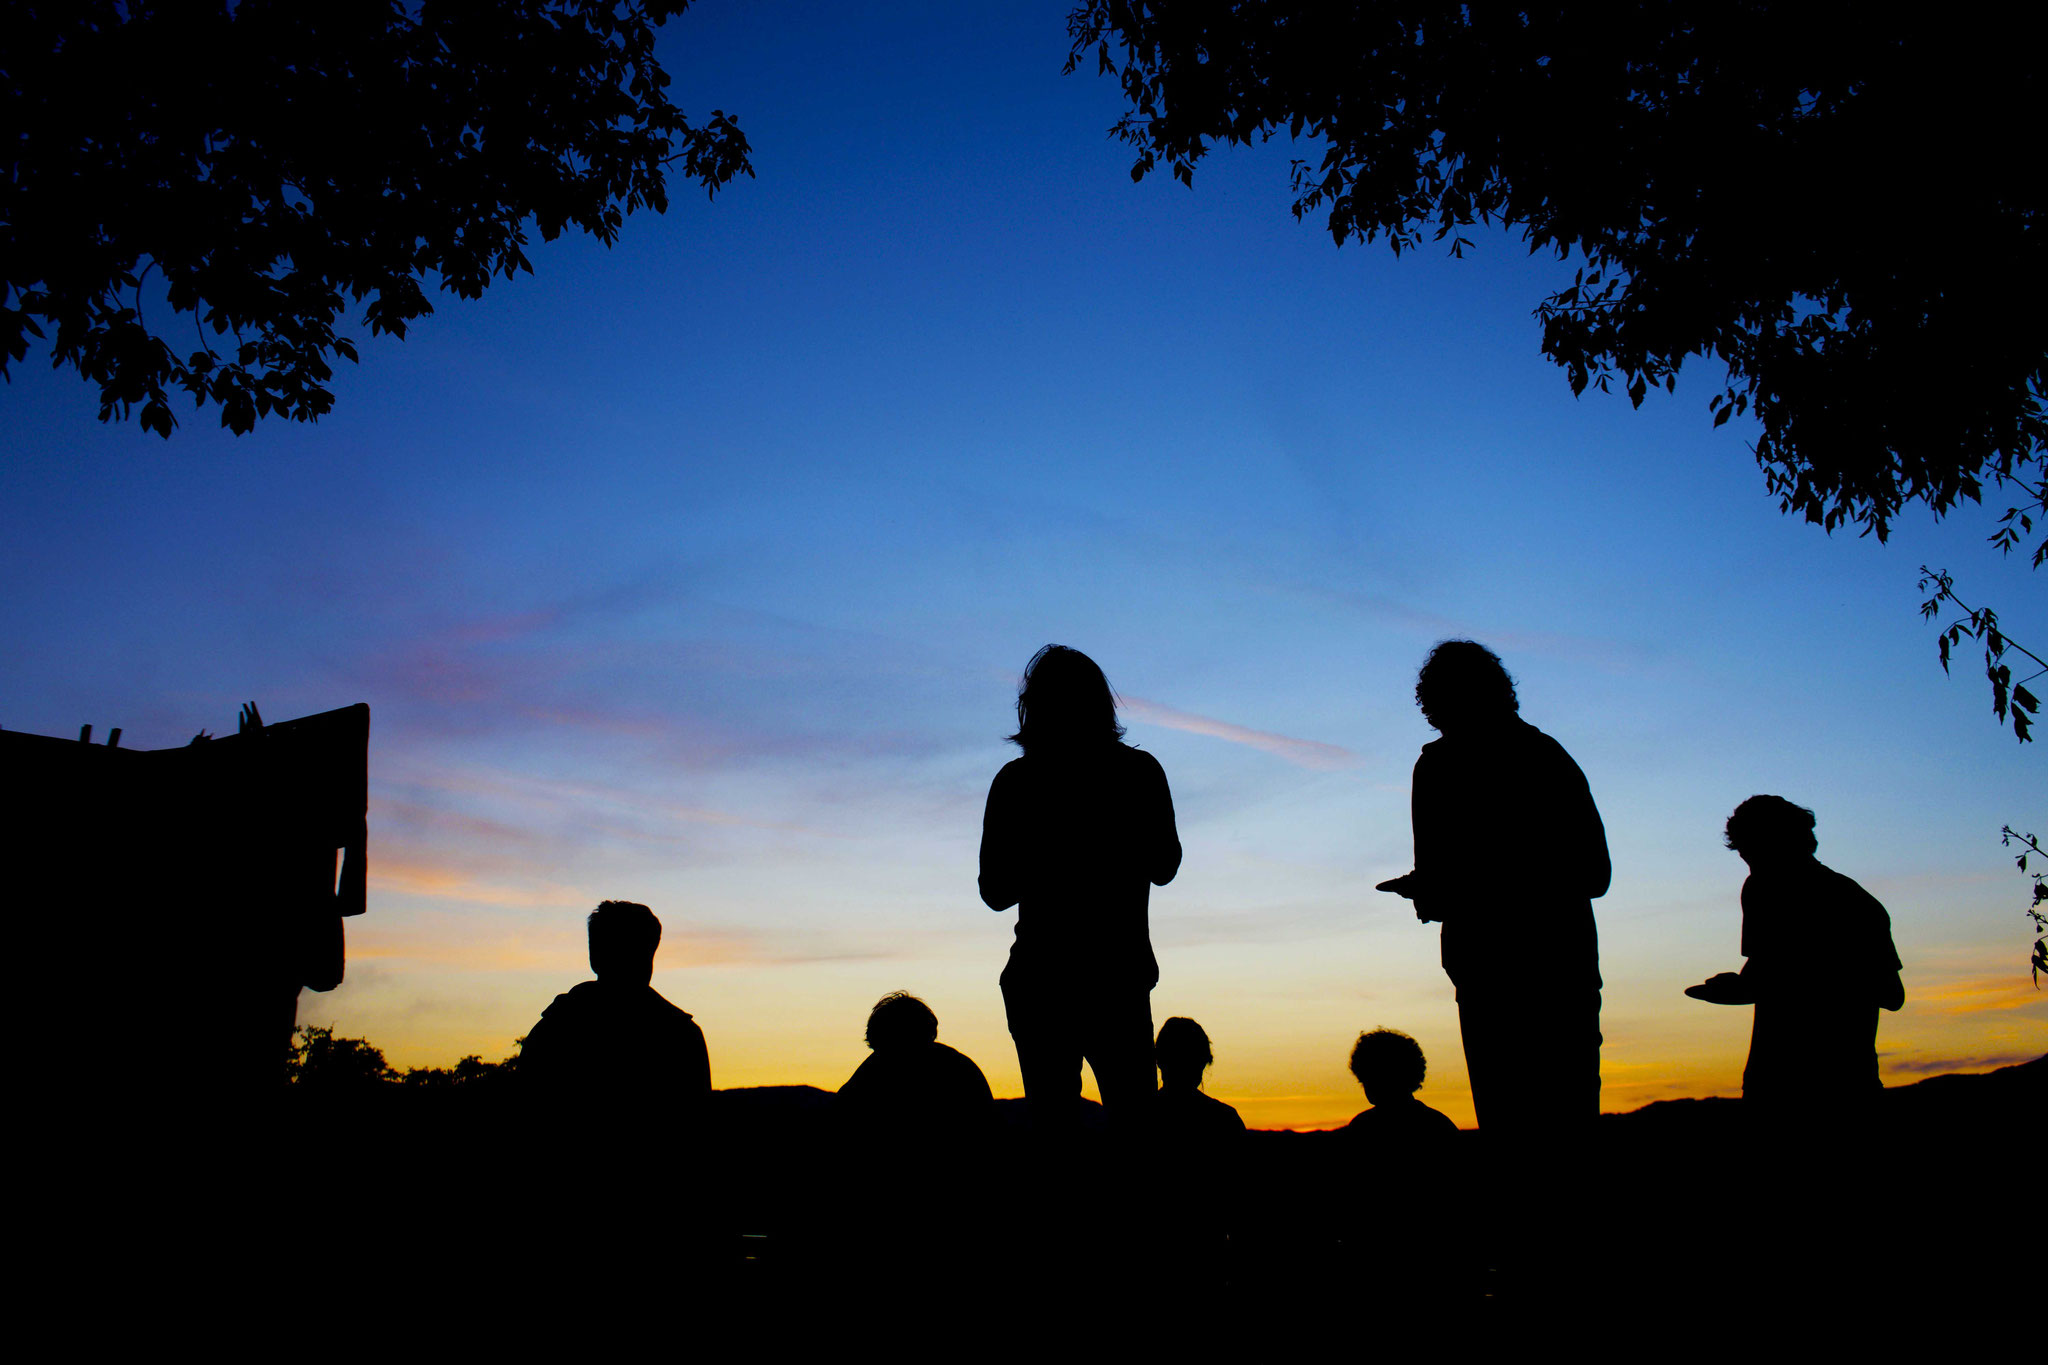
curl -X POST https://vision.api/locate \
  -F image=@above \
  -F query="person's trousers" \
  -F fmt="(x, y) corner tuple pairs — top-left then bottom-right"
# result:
(1001, 969), (1157, 1118)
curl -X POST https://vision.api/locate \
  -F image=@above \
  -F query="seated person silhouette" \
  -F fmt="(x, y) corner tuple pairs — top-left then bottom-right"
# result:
(1687, 796), (1904, 1106)
(518, 899), (711, 1120)
(1342, 1028), (1459, 1147)
(1149, 1016), (1247, 1141)
(821, 992), (996, 1294)
(1141, 1017), (1243, 1295)
(1331, 1028), (1467, 1301)
(835, 990), (996, 1141)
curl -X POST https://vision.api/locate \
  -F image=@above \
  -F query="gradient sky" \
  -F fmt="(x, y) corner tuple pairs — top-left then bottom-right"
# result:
(3, 2), (2040, 1127)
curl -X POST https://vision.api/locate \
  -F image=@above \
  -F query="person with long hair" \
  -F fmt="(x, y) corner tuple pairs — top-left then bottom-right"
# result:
(978, 644), (1182, 1122)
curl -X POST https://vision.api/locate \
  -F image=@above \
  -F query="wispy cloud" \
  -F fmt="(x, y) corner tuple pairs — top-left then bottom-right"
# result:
(1909, 974), (2048, 1016)
(348, 909), (899, 972)
(1884, 1052), (2040, 1076)
(1122, 696), (1359, 771)
(384, 763), (836, 840)
(367, 857), (588, 909)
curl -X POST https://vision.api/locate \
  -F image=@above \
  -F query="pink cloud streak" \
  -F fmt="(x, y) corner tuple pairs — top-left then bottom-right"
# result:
(1121, 697), (1359, 771)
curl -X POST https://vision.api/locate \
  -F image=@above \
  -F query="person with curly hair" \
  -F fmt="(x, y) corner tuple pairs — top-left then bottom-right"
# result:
(1343, 1028), (1458, 1145)
(1688, 796), (1903, 1104)
(1378, 640), (1610, 1139)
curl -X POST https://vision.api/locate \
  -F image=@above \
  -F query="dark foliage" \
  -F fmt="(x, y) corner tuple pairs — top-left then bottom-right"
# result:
(2, 1), (751, 435)
(2003, 828), (2047, 985)
(287, 1024), (396, 1089)
(1918, 568), (2043, 744)
(1066, 2), (2045, 552)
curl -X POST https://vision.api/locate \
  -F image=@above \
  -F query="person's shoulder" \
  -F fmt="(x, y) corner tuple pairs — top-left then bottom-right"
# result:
(1812, 861), (1888, 914)
(989, 755), (1030, 787)
(645, 987), (700, 1028)
(1418, 1101), (1459, 1133)
(1116, 743), (1167, 775)
(540, 980), (602, 1017)
(931, 1040), (980, 1068)
(1197, 1090), (1246, 1130)
(1514, 718), (1581, 762)
(930, 1042), (994, 1088)
(838, 1051), (882, 1094)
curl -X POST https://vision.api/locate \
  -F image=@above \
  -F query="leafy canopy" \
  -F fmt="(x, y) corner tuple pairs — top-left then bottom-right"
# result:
(2, 1), (751, 436)
(1066, 2), (2044, 553)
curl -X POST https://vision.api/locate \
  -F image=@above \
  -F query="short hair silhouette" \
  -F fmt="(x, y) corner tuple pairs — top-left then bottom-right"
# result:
(1155, 1016), (1214, 1075)
(865, 991), (939, 1051)
(1413, 640), (1518, 729)
(588, 900), (660, 978)
(1007, 643), (1126, 751)
(1724, 795), (1818, 859)
(1350, 1028), (1427, 1096)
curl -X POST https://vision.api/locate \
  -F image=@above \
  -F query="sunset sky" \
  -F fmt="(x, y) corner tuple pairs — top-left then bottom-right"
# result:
(3, 1), (2039, 1128)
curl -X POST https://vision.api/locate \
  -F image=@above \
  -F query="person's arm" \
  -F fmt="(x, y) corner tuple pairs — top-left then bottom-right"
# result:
(517, 1014), (555, 1087)
(978, 766), (1022, 911)
(1557, 745), (1612, 901)
(1144, 751), (1182, 887)
(1864, 887), (1906, 1012)
(683, 1019), (712, 1101)
(1408, 751), (1449, 922)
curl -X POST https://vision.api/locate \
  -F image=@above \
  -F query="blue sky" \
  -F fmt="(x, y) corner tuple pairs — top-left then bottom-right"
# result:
(3, 1), (2039, 1124)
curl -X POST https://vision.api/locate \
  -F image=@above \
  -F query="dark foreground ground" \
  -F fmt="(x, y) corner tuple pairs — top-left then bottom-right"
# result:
(39, 1056), (2039, 1351)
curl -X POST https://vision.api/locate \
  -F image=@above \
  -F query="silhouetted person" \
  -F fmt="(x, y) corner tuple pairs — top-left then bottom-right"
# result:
(1342, 1027), (1458, 1148)
(836, 990), (997, 1140)
(1328, 1028), (1469, 1307)
(1377, 641), (1609, 1138)
(808, 993), (997, 1311)
(1688, 796), (1904, 1105)
(520, 900), (711, 1119)
(1149, 1016), (1247, 1141)
(979, 644), (1181, 1123)
(1143, 1017), (1244, 1300)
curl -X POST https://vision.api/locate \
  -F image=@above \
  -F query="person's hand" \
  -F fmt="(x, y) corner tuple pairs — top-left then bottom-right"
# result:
(1684, 972), (1753, 1005)
(238, 701), (263, 734)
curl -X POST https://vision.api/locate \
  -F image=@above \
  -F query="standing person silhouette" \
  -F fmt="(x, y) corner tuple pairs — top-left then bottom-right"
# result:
(1688, 796), (1904, 1106)
(1378, 641), (1610, 1138)
(979, 644), (1182, 1124)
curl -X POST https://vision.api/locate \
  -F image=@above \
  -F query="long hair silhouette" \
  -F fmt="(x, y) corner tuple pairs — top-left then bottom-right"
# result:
(1006, 644), (1126, 752)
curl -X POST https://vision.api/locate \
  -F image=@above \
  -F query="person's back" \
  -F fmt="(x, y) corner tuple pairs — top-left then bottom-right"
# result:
(1341, 1093), (1460, 1149)
(520, 900), (711, 1120)
(981, 741), (1180, 989)
(979, 644), (1182, 1122)
(820, 993), (997, 1300)
(1716, 798), (1903, 1102)
(836, 993), (997, 1144)
(1330, 1028), (1470, 1302)
(523, 978), (708, 1107)
(1142, 1019), (1244, 1297)
(1412, 714), (1608, 991)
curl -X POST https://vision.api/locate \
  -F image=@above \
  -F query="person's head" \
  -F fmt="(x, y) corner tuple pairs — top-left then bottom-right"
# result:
(1007, 644), (1125, 753)
(588, 900), (661, 984)
(1724, 795), (1818, 869)
(865, 991), (939, 1052)
(1413, 640), (1518, 733)
(1349, 1028), (1427, 1107)
(1155, 1016), (1213, 1091)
